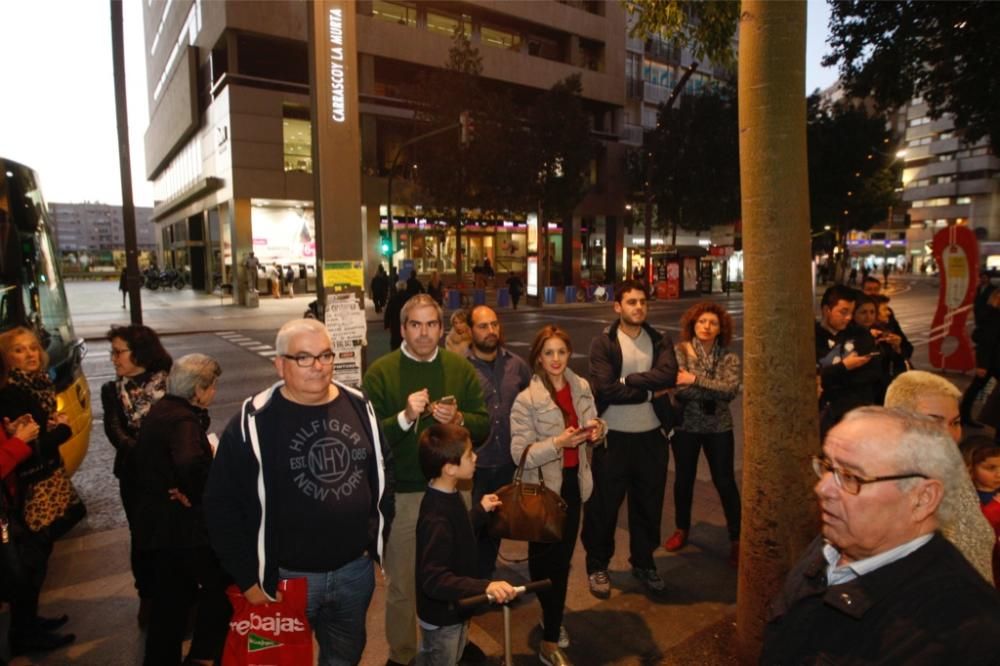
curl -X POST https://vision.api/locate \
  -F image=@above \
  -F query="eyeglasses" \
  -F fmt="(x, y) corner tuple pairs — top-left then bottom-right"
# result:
(281, 351), (335, 367)
(811, 455), (928, 495)
(110, 348), (130, 358)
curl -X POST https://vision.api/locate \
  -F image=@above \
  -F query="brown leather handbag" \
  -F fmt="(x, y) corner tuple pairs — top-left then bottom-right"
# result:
(488, 443), (567, 543)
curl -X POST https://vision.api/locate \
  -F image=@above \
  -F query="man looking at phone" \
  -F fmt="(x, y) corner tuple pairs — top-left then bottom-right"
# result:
(363, 294), (489, 666)
(816, 285), (881, 435)
(584, 280), (678, 598)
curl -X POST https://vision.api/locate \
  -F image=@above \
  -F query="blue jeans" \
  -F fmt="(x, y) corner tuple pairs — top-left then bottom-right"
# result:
(417, 621), (468, 666)
(279, 555), (375, 666)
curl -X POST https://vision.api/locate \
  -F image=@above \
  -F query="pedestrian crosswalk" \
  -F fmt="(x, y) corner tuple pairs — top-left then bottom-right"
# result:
(215, 331), (278, 359)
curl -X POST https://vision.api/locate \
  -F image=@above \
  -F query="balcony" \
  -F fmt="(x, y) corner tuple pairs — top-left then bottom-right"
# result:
(626, 78), (643, 99)
(621, 124), (643, 146)
(643, 81), (669, 105)
(958, 178), (1000, 196)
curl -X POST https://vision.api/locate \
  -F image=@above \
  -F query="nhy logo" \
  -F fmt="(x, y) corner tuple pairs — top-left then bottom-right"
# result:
(229, 611), (306, 639)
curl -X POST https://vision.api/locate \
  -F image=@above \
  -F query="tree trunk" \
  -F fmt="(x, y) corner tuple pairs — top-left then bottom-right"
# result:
(736, 2), (819, 662)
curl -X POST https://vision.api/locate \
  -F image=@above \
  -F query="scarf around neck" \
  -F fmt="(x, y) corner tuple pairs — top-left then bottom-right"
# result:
(8, 368), (57, 416)
(116, 370), (169, 430)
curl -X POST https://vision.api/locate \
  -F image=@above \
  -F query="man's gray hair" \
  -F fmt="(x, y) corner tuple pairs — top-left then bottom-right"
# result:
(841, 406), (966, 526)
(400, 293), (442, 326)
(275, 318), (332, 355)
(168, 353), (222, 401)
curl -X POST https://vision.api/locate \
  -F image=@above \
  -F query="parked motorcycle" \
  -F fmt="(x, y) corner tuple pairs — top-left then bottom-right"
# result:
(142, 267), (187, 290)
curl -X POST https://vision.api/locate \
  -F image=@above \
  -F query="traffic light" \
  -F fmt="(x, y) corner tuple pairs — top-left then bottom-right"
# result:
(380, 232), (392, 256)
(459, 110), (475, 145)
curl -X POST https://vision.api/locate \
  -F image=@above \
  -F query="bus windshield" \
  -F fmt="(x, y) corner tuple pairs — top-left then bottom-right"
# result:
(0, 160), (78, 373)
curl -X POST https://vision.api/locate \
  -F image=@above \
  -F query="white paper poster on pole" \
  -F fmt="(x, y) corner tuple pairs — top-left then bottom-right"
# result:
(325, 293), (367, 387)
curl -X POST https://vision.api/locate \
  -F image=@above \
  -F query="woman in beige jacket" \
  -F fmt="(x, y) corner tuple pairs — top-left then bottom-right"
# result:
(510, 325), (605, 666)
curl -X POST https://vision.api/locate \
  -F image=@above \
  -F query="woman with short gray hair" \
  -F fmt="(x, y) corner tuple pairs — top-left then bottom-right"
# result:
(134, 354), (230, 665)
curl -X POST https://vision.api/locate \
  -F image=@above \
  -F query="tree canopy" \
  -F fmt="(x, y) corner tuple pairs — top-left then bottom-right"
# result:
(806, 94), (901, 241)
(653, 87), (740, 235)
(624, 0), (741, 69)
(825, 0), (1000, 146)
(407, 32), (597, 221)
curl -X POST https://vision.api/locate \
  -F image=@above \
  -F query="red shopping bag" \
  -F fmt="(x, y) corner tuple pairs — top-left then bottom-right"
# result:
(223, 577), (313, 666)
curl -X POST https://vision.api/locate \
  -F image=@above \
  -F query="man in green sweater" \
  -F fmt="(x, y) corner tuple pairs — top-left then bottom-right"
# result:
(363, 293), (489, 666)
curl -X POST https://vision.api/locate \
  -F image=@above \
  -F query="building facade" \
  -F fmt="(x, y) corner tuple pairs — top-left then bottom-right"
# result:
(49, 202), (157, 273)
(898, 101), (1000, 271)
(141, 0), (633, 300)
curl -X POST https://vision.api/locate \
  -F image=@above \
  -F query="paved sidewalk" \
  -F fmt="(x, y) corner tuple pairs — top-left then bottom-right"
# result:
(21, 466), (738, 665)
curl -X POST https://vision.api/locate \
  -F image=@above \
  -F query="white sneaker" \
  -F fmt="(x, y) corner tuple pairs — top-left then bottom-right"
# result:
(539, 620), (570, 649)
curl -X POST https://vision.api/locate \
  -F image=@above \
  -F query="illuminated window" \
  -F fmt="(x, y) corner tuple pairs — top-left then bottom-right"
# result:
(372, 0), (416, 27)
(912, 197), (951, 208)
(481, 25), (521, 50)
(427, 11), (469, 38)
(283, 108), (312, 174)
(957, 196), (972, 205)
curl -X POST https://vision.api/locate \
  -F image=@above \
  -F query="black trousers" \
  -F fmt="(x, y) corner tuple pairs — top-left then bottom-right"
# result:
(528, 469), (580, 645)
(671, 430), (742, 541)
(472, 462), (516, 578)
(119, 475), (156, 599)
(144, 546), (232, 666)
(582, 428), (668, 573)
(9, 528), (53, 639)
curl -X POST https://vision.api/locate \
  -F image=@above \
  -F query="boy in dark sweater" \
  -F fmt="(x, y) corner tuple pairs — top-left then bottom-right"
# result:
(416, 424), (516, 665)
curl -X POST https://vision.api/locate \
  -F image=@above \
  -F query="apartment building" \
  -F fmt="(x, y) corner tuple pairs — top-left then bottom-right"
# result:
(141, 0), (628, 298)
(49, 202), (157, 269)
(899, 100), (1000, 270)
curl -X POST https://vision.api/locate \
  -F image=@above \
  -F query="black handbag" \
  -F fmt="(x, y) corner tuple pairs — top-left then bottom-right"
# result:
(488, 443), (567, 543)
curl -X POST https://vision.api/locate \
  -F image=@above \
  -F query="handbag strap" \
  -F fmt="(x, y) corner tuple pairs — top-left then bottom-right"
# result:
(513, 441), (547, 489)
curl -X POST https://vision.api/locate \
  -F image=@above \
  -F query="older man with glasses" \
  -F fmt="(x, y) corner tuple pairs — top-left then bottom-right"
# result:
(205, 319), (394, 666)
(762, 407), (1000, 664)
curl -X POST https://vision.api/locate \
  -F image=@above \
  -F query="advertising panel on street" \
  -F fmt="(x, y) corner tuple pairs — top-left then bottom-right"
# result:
(928, 225), (977, 371)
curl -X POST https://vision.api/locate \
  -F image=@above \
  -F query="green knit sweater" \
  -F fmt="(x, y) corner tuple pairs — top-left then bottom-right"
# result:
(363, 348), (488, 492)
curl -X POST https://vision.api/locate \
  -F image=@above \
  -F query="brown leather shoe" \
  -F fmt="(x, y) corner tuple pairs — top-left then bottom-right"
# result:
(664, 529), (688, 552)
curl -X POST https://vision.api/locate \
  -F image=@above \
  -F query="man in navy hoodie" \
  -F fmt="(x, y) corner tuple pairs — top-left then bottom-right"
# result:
(205, 319), (394, 665)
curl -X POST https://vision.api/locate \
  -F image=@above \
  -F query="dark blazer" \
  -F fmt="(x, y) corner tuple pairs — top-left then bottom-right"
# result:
(100, 380), (138, 479)
(132, 395), (213, 551)
(762, 534), (1000, 665)
(588, 320), (678, 432)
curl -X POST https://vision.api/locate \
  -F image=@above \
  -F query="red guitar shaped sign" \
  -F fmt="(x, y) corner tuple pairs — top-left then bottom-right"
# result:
(928, 225), (978, 371)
